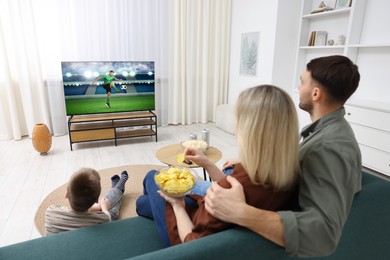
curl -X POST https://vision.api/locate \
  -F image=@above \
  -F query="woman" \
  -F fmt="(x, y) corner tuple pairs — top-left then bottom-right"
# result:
(136, 85), (300, 246)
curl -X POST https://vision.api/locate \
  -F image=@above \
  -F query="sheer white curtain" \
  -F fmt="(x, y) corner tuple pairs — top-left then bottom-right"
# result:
(0, 0), (169, 140)
(167, 0), (231, 125)
(0, 0), (51, 140)
(0, 0), (231, 140)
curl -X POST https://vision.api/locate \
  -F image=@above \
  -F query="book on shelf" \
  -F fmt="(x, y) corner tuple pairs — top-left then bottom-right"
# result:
(308, 31), (328, 46)
(308, 31), (316, 46)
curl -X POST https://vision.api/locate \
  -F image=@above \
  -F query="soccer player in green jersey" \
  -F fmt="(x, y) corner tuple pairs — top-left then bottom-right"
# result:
(93, 70), (122, 107)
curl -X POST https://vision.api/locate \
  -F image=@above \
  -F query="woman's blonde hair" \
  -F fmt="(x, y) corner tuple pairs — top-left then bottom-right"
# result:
(236, 85), (299, 190)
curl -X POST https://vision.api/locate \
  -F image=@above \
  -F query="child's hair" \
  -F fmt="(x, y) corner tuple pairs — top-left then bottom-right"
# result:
(236, 85), (300, 191)
(67, 168), (101, 212)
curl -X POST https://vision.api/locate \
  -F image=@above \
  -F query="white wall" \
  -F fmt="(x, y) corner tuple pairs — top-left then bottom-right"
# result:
(228, 0), (300, 104)
(228, 0), (278, 104)
(271, 1), (301, 93)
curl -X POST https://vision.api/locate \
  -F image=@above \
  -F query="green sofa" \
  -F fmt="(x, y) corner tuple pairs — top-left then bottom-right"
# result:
(1, 172), (389, 259)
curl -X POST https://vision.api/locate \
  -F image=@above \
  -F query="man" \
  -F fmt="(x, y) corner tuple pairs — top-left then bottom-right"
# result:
(204, 55), (361, 257)
(93, 70), (122, 108)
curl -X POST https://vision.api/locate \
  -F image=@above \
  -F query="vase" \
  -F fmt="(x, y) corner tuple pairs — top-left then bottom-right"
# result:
(32, 123), (52, 155)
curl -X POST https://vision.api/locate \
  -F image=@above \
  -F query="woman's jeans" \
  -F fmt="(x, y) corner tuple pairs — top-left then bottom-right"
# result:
(136, 170), (171, 247)
(190, 167), (234, 195)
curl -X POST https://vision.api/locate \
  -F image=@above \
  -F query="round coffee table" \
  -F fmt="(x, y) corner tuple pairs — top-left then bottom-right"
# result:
(155, 143), (222, 180)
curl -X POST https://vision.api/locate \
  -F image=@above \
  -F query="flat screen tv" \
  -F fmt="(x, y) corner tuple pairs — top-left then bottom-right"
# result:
(61, 61), (155, 116)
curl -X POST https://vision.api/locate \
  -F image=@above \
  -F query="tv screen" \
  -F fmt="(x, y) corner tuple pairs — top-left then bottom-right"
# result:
(61, 61), (155, 116)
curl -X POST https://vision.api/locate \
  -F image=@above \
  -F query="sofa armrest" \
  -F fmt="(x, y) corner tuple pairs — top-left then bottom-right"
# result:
(215, 104), (236, 135)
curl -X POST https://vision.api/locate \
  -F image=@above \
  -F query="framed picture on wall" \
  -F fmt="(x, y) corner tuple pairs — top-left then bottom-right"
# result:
(239, 31), (259, 76)
(334, 0), (352, 10)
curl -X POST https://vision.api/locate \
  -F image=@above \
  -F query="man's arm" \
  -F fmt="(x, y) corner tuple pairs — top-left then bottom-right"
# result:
(206, 148), (360, 257)
(279, 142), (361, 257)
(204, 176), (285, 246)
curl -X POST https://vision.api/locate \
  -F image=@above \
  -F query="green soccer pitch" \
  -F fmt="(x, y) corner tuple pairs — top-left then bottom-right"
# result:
(65, 95), (155, 115)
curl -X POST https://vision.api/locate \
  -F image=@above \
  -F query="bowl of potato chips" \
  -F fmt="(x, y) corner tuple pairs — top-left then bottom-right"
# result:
(154, 166), (197, 197)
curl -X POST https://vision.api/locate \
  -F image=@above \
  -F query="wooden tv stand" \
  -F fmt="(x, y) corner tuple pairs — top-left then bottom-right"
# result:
(67, 111), (157, 150)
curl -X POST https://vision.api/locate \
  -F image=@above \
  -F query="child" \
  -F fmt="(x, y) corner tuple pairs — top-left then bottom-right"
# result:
(45, 168), (128, 235)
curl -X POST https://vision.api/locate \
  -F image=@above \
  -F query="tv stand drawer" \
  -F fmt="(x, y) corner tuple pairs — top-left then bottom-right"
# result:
(70, 129), (115, 142)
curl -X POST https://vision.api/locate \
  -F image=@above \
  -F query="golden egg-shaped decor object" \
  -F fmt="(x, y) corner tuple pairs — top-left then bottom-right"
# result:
(32, 123), (52, 155)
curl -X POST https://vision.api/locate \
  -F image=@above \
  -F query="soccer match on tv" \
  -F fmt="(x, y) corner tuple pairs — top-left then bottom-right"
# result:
(61, 61), (155, 116)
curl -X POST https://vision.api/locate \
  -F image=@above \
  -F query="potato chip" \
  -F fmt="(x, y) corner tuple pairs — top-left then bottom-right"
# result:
(176, 153), (185, 165)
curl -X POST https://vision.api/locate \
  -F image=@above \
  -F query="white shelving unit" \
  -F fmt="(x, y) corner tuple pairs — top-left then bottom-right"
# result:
(293, 0), (390, 176)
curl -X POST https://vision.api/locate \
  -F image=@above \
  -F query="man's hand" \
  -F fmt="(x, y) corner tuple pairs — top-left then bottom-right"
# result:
(206, 175), (286, 247)
(204, 175), (246, 222)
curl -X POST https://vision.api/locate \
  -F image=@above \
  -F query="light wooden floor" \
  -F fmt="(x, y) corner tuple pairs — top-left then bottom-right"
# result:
(0, 123), (238, 247)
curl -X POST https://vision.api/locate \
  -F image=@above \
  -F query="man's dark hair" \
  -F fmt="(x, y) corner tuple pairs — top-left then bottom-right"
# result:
(109, 70), (114, 73)
(67, 168), (101, 212)
(307, 55), (360, 104)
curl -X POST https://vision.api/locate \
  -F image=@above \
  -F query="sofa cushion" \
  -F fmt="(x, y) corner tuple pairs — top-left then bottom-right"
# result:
(325, 172), (390, 259)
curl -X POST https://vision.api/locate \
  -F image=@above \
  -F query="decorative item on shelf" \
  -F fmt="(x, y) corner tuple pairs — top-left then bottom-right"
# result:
(314, 31), (328, 46)
(327, 39), (335, 46)
(336, 34), (346, 45)
(311, 1), (334, 14)
(32, 123), (52, 155)
(334, 0), (352, 10)
(308, 31), (328, 46)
